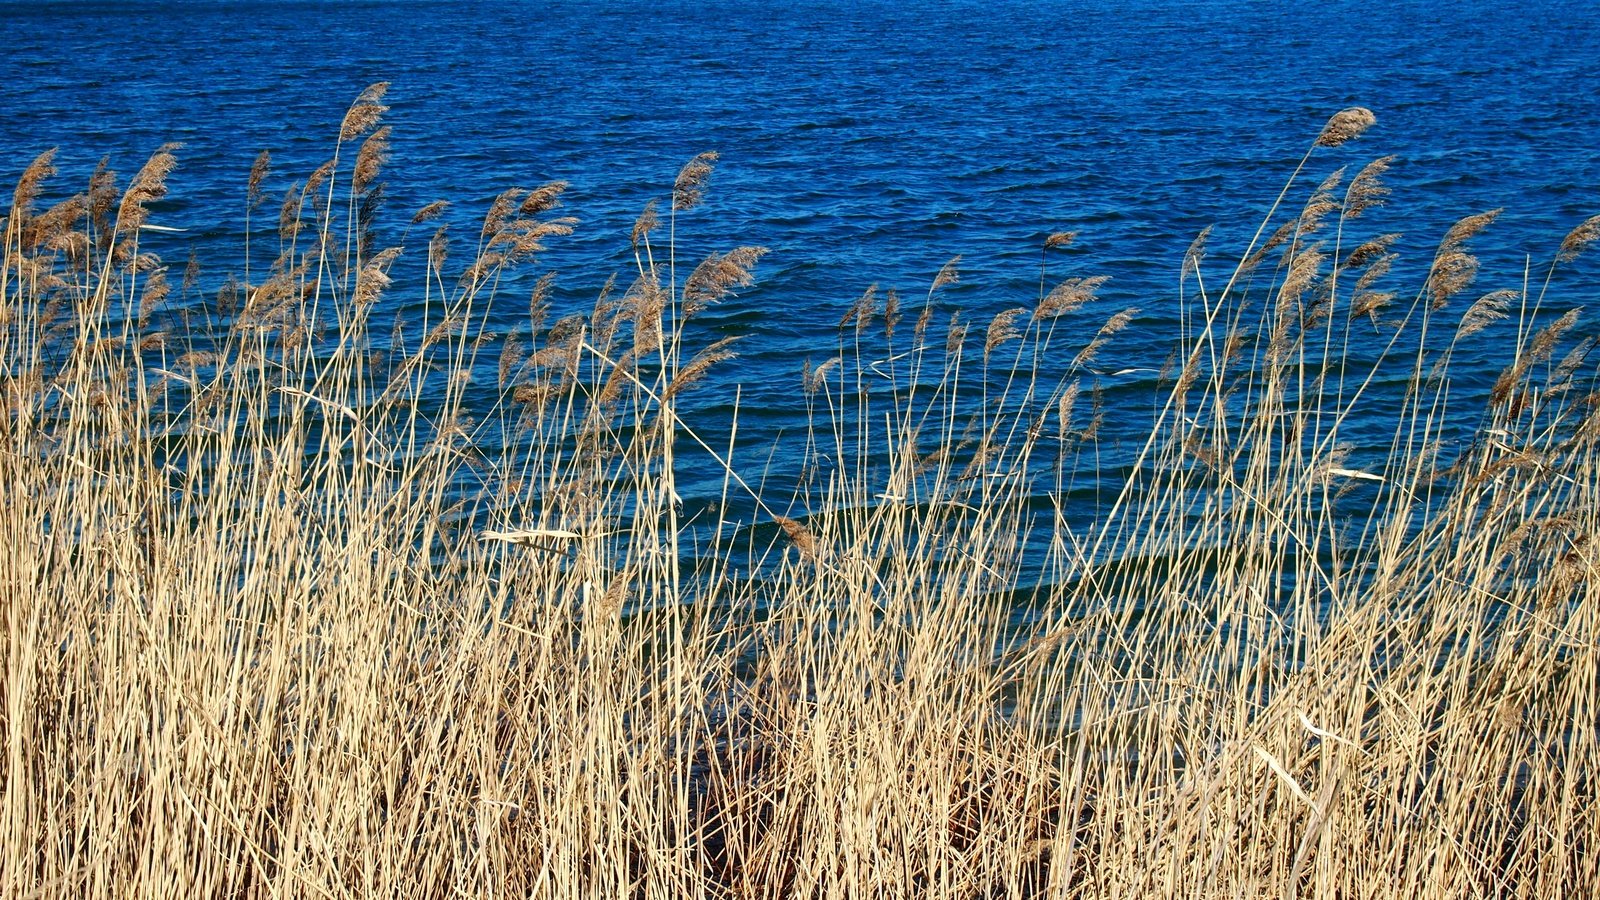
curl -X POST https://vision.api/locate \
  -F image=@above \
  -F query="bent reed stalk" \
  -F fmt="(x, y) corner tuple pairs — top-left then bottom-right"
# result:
(2, 92), (1598, 899)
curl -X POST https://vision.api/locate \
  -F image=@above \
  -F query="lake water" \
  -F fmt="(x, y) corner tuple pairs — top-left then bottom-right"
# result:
(4, 0), (1600, 539)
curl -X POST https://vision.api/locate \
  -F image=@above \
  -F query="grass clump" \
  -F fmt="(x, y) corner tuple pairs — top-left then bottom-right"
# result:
(2, 92), (1598, 898)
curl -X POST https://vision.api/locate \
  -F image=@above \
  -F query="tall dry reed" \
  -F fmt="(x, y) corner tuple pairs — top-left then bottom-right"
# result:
(1, 96), (1596, 899)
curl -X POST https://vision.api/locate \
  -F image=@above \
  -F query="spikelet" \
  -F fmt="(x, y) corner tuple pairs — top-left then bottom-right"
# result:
(931, 255), (961, 293)
(182, 248), (200, 295)
(498, 216), (577, 261)
(883, 289), (902, 339)
(87, 157), (117, 242)
(1557, 215), (1600, 264)
(1279, 246), (1326, 308)
(1057, 381), (1081, 438)
(1344, 233), (1400, 270)
(1296, 168), (1344, 241)
(339, 82), (390, 141)
(1073, 307), (1140, 369)
(405, 199), (447, 226)
(805, 356), (841, 395)
(278, 182), (303, 242)
(984, 307), (1028, 361)
(673, 151), (718, 212)
(520, 181), (568, 216)
(1456, 289), (1516, 339)
(683, 246), (768, 316)
(114, 142), (181, 238)
(480, 187), (522, 241)
(1428, 209), (1501, 309)
(303, 158), (336, 202)
(625, 275), (665, 353)
(428, 224), (450, 271)
(1044, 231), (1075, 250)
(1344, 155), (1395, 219)
(138, 268), (170, 324)
(27, 193), (86, 253)
(839, 283), (878, 332)
(1036, 275), (1109, 320)
(913, 301), (934, 345)
(588, 274), (622, 351)
(9, 148), (57, 227)
(352, 126), (390, 195)
(772, 514), (818, 562)
(664, 336), (741, 399)
(1528, 308), (1581, 366)
(528, 271), (554, 334)
(353, 247), (402, 309)
(946, 312), (969, 357)
(1080, 384), (1106, 440)
(1315, 107), (1376, 148)
(246, 150), (271, 209)
(1182, 226), (1212, 278)
(1548, 335), (1595, 393)
(631, 199), (660, 250)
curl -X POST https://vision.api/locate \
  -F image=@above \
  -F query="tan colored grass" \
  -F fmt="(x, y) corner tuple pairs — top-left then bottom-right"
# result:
(2, 96), (1597, 900)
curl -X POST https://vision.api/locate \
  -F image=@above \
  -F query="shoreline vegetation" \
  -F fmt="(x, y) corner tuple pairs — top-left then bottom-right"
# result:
(3, 87), (1598, 897)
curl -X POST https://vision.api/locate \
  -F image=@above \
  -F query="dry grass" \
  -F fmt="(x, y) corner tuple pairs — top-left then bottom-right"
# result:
(2, 89), (1597, 899)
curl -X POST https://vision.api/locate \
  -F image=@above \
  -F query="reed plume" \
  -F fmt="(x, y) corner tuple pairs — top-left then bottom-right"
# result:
(673, 151), (718, 211)
(1315, 106), (1376, 147)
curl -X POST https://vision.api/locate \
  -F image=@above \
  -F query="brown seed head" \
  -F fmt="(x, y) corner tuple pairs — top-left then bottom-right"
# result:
(631, 199), (660, 250)
(683, 245), (768, 316)
(1044, 231), (1076, 250)
(984, 307), (1028, 361)
(1456, 289), (1516, 339)
(1036, 275), (1109, 320)
(1344, 155), (1395, 219)
(773, 514), (819, 562)
(520, 181), (568, 216)
(1557, 214), (1600, 264)
(411, 199), (449, 224)
(247, 150), (271, 208)
(352, 126), (390, 195)
(340, 82), (390, 141)
(10, 148), (58, 224)
(1315, 107), (1376, 148)
(1183, 226), (1212, 277)
(664, 335), (741, 399)
(673, 151), (718, 212)
(931, 255), (962, 293)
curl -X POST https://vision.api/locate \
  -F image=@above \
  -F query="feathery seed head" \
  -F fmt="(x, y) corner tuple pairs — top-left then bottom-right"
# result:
(411, 199), (449, 224)
(683, 246), (767, 316)
(339, 82), (390, 141)
(1557, 215), (1600, 264)
(931, 255), (962, 294)
(631, 199), (660, 250)
(247, 150), (271, 208)
(673, 151), (718, 212)
(1315, 107), (1376, 148)
(984, 307), (1028, 361)
(1036, 275), (1109, 320)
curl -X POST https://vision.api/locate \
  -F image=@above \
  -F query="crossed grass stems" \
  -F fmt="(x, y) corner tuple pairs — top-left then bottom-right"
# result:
(2, 87), (1598, 897)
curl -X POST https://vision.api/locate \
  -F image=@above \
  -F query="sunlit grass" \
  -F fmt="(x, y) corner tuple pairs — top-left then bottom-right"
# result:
(2, 87), (1596, 898)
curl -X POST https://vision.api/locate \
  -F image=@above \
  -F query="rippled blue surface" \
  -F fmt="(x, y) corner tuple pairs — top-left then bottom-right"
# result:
(4, 0), (1600, 523)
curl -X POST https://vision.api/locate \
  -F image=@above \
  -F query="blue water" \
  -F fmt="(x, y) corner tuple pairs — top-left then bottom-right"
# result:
(4, 0), (1600, 540)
